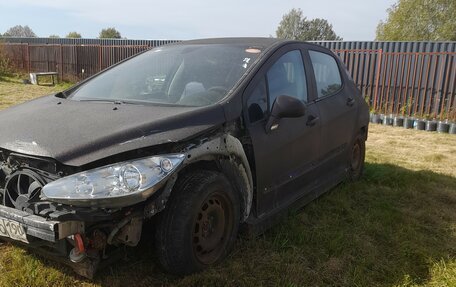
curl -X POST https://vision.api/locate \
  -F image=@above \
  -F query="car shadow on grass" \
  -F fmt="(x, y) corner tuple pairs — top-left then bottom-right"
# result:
(7, 163), (455, 287)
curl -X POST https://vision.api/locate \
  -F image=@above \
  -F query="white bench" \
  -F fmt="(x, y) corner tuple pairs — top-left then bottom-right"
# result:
(29, 72), (58, 86)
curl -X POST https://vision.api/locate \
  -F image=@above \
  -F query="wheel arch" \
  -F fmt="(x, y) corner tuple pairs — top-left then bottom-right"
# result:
(175, 134), (253, 221)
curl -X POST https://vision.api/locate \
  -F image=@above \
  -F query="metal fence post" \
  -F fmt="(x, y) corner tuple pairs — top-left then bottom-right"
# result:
(373, 49), (383, 112)
(26, 43), (30, 73)
(59, 44), (63, 81)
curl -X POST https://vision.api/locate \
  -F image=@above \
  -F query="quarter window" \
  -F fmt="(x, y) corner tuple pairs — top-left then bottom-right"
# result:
(309, 50), (342, 98)
(266, 50), (307, 106)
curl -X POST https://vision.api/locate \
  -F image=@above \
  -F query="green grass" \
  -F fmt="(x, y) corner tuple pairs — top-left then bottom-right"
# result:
(0, 76), (72, 110)
(0, 78), (455, 286)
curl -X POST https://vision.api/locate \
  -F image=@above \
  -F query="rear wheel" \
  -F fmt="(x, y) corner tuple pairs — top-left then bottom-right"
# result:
(155, 170), (240, 275)
(347, 134), (365, 181)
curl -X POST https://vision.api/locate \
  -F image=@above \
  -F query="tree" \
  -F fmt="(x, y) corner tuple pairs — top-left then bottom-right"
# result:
(99, 27), (121, 39)
(276, 8), (342, 41)
(49, 34), (60, 38)
(304, 18), (343, 41)
(3, 25), (37, 37)
(276, 8), (304, 40)
(376, 0), (456, 41)
(66, 31), (82, 38)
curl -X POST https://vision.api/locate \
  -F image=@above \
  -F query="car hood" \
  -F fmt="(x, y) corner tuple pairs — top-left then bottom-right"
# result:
(0, 95), (226, 166)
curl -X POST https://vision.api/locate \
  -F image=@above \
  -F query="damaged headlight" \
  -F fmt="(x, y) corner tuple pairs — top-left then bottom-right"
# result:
(41, 154), (185, 208)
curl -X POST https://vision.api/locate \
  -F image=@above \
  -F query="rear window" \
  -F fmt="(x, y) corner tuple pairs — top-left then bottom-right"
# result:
(309, 51), (342, 98)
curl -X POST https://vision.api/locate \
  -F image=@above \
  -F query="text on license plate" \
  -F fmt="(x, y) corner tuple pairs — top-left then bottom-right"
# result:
(0, 218), (28, 243)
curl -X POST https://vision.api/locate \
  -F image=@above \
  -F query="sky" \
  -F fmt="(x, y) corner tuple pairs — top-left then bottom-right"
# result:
(0, 0), (396, 41)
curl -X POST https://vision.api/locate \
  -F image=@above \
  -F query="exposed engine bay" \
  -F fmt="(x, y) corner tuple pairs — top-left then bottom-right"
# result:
(0, 150), (156, 278)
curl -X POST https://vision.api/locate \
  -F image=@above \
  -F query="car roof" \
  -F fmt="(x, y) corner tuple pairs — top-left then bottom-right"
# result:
(175, 37), (286, 49)
(174, 37), (327, 52)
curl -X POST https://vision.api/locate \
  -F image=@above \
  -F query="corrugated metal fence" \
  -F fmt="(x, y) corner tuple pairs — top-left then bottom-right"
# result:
(2, 43), (154, 82)
(0, 37), (179, 46)
(1, 38), (455, 120)
(316, 41), (456, 120)
(332, 49), (456, 120)
(1, 38), (180, 82)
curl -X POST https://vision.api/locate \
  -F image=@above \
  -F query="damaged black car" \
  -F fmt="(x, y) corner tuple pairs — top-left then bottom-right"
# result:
(0, 38), (369, 278)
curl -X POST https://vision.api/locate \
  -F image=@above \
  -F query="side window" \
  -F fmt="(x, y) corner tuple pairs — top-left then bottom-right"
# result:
(309, 50), (342, 98)
(247, 77), (268, 123)
(266, 50), (307, 107)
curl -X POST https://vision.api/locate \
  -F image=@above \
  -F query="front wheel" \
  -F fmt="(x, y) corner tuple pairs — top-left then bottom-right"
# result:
(347, 134), (366, 181)
(155, 170), (240, 275)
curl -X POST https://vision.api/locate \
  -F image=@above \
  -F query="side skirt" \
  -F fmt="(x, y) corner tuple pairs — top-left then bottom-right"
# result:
(241, 168), (346, 237)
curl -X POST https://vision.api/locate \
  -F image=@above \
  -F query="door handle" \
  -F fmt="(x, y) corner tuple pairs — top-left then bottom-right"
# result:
(306, 115), (319, 127)
(346, 97), (355, 107)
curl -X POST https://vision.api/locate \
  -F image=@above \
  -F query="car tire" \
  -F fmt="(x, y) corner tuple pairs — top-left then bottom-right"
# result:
(155, 169), (240, 275)
(347, 134), (365, 181)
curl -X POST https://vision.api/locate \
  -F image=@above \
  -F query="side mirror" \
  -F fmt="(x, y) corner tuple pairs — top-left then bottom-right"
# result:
(266, 95), (306, 132)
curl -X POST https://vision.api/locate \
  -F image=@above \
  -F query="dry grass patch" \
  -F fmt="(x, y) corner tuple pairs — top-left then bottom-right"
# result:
(367, 124), (456, 177)
(0, 77), (72, 110)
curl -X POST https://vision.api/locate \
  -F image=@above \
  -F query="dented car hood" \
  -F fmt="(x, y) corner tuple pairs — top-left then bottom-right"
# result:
(0, 94), (225, 166)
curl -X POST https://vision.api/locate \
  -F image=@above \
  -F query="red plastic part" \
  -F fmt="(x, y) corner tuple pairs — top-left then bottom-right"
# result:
(74, 233), (85, 253)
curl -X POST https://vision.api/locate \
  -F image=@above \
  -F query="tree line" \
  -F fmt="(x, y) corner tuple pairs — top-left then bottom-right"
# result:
(1, 25), (122, 39)
(276, 0), (454, 41)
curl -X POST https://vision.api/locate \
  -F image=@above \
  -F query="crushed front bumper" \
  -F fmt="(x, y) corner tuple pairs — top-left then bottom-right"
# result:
(0, 204), (84, 243)
(0, 204), (135, 278)
(0, 204), (108, 278)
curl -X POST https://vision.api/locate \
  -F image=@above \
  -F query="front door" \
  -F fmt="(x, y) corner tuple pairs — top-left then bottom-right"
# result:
(244, 45), (321, 218)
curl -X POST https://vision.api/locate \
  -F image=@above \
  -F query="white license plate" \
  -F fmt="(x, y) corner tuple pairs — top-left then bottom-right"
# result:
(0, 218), (28, 243)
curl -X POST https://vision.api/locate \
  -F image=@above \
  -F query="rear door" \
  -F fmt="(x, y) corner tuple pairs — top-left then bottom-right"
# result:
(305, 48), (358, 175)
(243, 44), (321, 217)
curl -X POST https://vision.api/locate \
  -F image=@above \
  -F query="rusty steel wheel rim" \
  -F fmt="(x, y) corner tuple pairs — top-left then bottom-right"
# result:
(192, 191), (233, 265)
(351, 141), (361, 171)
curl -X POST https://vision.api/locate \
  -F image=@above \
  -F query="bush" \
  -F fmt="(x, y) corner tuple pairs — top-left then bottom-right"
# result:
(0, 45), (12, 77)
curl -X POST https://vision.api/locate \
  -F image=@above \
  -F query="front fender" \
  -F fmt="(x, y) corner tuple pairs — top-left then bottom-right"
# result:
(182, 134), (253, 221)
